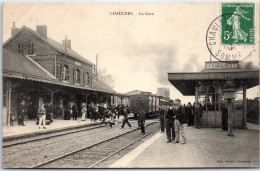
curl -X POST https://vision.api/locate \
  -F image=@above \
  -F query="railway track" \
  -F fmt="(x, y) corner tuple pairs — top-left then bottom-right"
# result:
(33, 122), (160, 168)
(3, 123), (108, 148)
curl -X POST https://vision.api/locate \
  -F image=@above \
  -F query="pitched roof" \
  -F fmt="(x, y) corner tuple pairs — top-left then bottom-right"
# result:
(92, 78), (116, 94)
(4, 26), (95, 66)
(124, 90), (143, 96)
(2, 49), (57, 81)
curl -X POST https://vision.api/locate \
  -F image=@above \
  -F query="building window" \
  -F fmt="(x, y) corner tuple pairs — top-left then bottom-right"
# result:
(18, 44), (24, 54)
(62, 65), (69, 81)
(28, 43), (35, 55)
(75, 69), (80, 83)
(86, 72), (90, 86)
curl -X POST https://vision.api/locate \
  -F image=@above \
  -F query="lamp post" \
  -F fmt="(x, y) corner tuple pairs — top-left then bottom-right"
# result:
(222, 81), (236, 137)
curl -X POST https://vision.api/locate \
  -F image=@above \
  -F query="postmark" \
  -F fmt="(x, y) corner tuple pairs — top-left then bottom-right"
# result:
(206, 2), (256, 62)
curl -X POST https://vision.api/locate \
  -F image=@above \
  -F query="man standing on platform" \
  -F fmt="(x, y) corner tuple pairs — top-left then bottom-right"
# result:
(159, 104), (165, 133)
(81, 103), (87, 121)
(173, 99), (186, 144)
(195, 103), (203, 129)
(221, 103), (228, 132)
(165, 100), (175, 143)
(18, 99), (27, 126)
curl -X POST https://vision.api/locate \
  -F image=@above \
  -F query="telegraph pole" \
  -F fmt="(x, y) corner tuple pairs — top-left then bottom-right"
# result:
(64, 36), (67, 61)
(96, 54), (99, 80)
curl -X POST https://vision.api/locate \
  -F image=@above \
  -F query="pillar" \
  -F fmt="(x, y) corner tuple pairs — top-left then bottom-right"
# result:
(121, 97), (123, 105)
(113, 95), (115, 104)
(227, 99), (234, 136)
(218, 86), (222, 111)
(7, 79), (12, 127)
(243, 85), (248, 129)
(50, 92), (54, 116)
(195, 86), (199, 106)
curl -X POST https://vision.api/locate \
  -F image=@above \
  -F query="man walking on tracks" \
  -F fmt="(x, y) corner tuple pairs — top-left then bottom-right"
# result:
(173, 99), (186, 144)
(121, 107), (132, 128)
(165, 100), (175, 143)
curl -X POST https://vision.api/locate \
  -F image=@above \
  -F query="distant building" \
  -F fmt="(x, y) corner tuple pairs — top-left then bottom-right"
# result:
(157, 88), (170, 100)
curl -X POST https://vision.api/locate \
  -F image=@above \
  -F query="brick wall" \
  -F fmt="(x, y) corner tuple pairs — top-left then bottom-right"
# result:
(58, 54), (93, 87)
(3, 28), (58, 76)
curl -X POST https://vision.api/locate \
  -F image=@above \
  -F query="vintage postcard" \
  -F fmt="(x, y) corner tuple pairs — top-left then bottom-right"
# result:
(2, 2), (259, 168)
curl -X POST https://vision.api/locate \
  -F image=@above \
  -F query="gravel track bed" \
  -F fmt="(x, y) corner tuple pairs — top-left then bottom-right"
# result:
(40, 122), (160, 168)
(2, 120), (151, 168)
(94, 129), (160, 168)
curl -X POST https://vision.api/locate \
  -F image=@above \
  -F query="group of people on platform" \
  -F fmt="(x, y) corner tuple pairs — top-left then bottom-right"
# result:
(159, 99), (230, 144)
(16, 99), (54, 128)
(159, 99), (204, 144)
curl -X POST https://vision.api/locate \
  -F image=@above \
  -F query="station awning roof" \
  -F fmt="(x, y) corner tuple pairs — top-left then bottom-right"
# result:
(168, 70), (259, 95)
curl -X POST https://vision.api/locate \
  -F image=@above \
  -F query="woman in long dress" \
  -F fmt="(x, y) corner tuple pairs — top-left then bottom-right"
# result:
(227, 5), (250, 43)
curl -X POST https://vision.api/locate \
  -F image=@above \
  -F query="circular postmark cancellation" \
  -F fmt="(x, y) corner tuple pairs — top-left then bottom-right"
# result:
(206, 3), (256, 63)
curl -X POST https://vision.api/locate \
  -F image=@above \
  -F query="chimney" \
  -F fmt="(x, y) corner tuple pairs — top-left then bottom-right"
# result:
(36, 25), (47, 39)
(11, 21), (19, 37)
(62, 39), (71, 50)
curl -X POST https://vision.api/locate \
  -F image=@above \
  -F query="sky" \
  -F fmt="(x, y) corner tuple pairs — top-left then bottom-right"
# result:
(2, 2), (260, 104)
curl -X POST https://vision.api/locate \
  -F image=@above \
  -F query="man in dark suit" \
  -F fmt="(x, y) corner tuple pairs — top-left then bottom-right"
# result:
(159, 104), (165, 133)
(165, 100), (175, 143)
(139, 110), (146, 134)
(174, 99), (186, 144)
(18, 99), (27, 126)
(195, 103), (203, 129)
(221, 104), (228, 131)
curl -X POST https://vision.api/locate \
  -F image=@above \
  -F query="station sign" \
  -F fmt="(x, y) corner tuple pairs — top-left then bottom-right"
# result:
(205, 61), (239, 70)
(75, 61), (81, 66)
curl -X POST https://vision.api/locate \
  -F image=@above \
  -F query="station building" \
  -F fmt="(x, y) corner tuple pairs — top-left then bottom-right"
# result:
(168, 61), (259, 128)
(2, 23), (128, 126)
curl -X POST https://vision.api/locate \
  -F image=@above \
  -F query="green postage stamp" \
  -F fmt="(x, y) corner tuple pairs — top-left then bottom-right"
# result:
(221, 3), (255, 45)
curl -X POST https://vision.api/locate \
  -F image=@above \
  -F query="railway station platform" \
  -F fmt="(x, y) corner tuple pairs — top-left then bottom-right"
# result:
(2, 118), (123, 139)
(110, 123), (259, 168)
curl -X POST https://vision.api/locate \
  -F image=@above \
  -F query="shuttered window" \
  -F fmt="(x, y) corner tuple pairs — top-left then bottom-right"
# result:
(18, 44), (24, 54)
(75, 69), (80, 84)
(86, 72), (90, 86)
(62, 65), (69, 81)
(28, 43), (35, 55)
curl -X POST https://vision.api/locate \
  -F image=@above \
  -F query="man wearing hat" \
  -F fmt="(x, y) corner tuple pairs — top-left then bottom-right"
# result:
(159, 103), (165, 133)
(173, 99), (186, 144)
(121, 106), (132, 128)
(81, 103), (87, 121)
(165, 100), (175, 143)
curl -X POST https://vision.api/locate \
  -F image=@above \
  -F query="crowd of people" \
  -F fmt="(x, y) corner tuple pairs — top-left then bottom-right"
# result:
(16, 98), (145, 131)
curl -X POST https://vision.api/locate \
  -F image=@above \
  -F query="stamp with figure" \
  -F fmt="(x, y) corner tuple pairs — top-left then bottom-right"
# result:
(206, 2), (256, 62)
(221, 3), (255, 45)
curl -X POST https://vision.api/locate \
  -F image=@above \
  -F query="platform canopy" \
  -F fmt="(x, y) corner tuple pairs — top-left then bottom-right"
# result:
(168, 70), (259, 96)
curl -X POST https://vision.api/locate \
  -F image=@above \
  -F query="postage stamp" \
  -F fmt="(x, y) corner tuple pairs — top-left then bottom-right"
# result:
(221, 3), (255, 45)
(206, 2), (257, 62)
